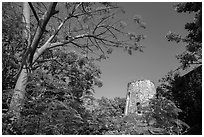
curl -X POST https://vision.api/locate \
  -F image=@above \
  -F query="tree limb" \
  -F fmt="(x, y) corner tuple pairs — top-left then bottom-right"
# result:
(28, 2), (58, 66)
(31, 4), (121, 66)
(29, 2), (40, 26)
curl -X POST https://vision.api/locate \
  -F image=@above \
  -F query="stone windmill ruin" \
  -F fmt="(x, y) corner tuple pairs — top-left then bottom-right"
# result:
(124, 80), (156, 116)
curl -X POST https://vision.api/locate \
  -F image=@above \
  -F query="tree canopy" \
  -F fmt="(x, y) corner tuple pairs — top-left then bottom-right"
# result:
(166, 2), (202, 70)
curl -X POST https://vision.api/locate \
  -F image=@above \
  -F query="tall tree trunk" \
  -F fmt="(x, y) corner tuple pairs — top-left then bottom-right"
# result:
(9, 2), (30, 119)
(9, 2), (58, 120)
(9, 68), (28, 119)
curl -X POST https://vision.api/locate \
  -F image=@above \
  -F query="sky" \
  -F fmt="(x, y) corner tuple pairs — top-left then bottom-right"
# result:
(93, 2), (195, 99)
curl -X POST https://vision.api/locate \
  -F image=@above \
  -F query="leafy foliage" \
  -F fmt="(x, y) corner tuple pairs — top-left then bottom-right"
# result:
(3, 84), (188, 135)
(31, 49), (102, 101)
(166, 2), (202, 69)
(157, 66), (202, 134)
(84, 96), (188, 135)
(2, 3), (25, 90)
(163, 2), (202, 134)
(3, 50), (102, 135)
(144, 96), (189, 135)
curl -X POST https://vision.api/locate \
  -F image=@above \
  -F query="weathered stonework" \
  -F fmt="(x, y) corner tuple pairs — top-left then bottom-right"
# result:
(124, 80), (156, 115)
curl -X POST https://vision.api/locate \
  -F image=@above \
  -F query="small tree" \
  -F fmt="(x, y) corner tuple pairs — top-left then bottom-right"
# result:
(144, 96), (189, 135)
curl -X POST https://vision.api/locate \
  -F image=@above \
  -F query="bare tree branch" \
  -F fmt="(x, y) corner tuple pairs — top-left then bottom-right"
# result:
(31, 4), (125, 67)
(29, 2), (40, 26)
(92, 14), (114, 34)
(32, 14), (80, 64)
(28, 2), (58, 66)
(74, 6), (118, 20)
(94, 38), (105, 54)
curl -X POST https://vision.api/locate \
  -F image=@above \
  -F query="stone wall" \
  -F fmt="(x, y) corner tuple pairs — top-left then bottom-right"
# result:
(124, 80), (156, 115)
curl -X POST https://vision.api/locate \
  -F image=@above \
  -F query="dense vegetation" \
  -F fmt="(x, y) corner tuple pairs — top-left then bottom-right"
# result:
(159, 2), (202, 135)
(2, 2), (201, 135)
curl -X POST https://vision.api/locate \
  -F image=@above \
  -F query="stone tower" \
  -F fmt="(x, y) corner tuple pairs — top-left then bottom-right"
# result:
(124, 80), (156, 115)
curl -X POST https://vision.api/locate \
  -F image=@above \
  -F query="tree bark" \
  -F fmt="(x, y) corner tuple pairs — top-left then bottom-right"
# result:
(9, 67), (28, 119)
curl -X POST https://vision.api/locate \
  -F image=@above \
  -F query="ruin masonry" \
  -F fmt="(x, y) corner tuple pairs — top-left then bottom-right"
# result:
(124, 79), (156, 115)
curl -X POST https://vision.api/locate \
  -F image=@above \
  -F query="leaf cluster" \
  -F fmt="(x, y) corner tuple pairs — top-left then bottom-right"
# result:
(166, 2), (202, 69)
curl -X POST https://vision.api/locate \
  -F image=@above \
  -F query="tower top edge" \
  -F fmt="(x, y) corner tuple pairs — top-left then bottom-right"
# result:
(128, 79), (154, 84)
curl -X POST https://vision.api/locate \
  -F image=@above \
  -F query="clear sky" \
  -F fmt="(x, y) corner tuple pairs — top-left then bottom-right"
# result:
(93, 2), (194, 99)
